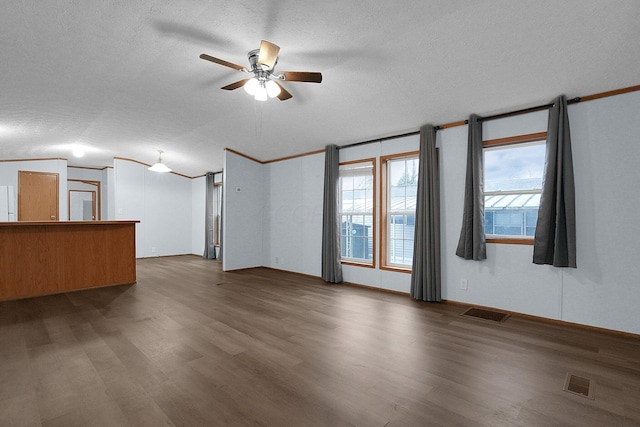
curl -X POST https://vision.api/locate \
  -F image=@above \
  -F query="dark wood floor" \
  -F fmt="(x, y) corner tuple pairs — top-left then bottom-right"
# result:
(1, 255), (639, 426)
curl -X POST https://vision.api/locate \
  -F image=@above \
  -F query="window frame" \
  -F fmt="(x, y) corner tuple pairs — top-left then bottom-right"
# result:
(380, 151), (419, 273)
(339, 158), (376, 268)
(484, 131), (547, 245)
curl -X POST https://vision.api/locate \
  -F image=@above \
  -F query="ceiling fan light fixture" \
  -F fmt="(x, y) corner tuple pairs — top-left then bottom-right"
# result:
(200, 39), (322, 102)
(254, 83), (268, 101)
(265, 80), (281, 98)
(244, 78), (259, 95)
(148, 150), (172, 173)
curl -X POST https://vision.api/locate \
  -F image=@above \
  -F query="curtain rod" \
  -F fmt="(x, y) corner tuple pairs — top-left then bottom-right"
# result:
(337, 131), (419, 150)
(475, 96), (581, 124)
(337, 97), (582, 150)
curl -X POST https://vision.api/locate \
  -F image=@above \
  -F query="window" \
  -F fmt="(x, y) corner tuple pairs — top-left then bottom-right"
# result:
(484, 132), (547, 243)
(339, 159), (375, 266)
(381, 153), (418, 271)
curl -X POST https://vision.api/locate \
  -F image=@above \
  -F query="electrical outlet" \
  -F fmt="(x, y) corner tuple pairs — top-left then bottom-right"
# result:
(275, 257), (279, 264)
(460, 279), (468, 290)
(151, 247), (157, 253)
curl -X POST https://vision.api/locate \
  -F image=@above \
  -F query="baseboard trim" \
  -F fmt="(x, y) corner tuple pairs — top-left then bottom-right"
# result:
(138, 253), (197, 260)
(342, 281), (409, 296)
(443, 299), (640, 339)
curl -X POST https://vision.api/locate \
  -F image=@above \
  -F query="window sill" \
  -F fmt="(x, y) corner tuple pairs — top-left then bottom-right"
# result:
(379, 265), (412, 274)
(341, 260), (375, 269)
(487, 237), (534, 245)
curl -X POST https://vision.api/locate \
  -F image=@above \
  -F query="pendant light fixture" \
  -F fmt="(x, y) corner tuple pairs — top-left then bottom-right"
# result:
(148, 150), (171, 173)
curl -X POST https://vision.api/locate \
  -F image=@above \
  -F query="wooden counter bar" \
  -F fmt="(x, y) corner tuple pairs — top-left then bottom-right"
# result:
(0, 221), (138, 301)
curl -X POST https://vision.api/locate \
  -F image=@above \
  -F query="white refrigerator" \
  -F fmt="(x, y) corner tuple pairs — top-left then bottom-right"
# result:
(0, 185), (16, 221)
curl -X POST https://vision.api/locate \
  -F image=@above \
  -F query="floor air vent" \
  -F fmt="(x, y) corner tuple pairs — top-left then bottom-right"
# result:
(461, 307), (510, 323)
(564, 373), (595, 399)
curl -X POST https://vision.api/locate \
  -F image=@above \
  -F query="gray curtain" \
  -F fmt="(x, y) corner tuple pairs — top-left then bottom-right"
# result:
(410, 125), (441, 302)
(533, 95), (577, 267)
(203, 172), (216, 259)
(218, 180), (224, 263)
(456, 114), (486, 260)
(321, 144), (343, 283)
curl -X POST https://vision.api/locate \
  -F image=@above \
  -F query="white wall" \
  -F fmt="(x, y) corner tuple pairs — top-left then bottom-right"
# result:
(66, 166), (103, 181)
(440, 113), (562, 320)
(252, 135), (420, 292)
(559, 92), (640, 333)
(0, 159), (68, 220)
(219, 91), (640, 334)
(439, 92), (640, 335)
(191, 175), (205, 256)
(222, 150), (266, 271)
(114, 158), (192, 258)
(264, 153), (324, 277)
(224, 146), (412, 284)
(242, 135), (418, 293)
(105, 167), (115, 220)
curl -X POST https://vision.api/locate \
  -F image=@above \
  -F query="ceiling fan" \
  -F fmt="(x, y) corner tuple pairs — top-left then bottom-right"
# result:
(199, 40), (322, 101)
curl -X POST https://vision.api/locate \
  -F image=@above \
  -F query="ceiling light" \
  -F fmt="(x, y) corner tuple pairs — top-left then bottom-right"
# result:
(244, 78), (259, 95)
(0, 124), (13, 136)
(265, 80), (281, 98)
(72, 148), (85, 157)
(148, 150), (172, 173)
(254, 82), (268, 101)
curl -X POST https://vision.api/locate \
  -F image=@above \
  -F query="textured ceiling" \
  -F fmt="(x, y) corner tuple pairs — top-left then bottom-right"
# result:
(1, 0), (639, 176)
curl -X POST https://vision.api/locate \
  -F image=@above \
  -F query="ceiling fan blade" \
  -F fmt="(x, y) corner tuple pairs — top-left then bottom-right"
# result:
(199, 53), (246, 71)
(281, 71), (323, 83)
(275, 82), (292, 101)
(221, 79), (249, 91)
(257, 40), (280, 70)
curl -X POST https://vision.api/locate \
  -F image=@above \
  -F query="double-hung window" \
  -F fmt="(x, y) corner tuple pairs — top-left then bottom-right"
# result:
(484, 132), (547, 243)
(381, 153), (419, 271)
(339, 159), (375, 266)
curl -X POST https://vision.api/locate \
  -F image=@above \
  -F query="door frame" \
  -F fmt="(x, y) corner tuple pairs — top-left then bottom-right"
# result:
(68, 189), (97, 221)
(67, 179), (101, 220)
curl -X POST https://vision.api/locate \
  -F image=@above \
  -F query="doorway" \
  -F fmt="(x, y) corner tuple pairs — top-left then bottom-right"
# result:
(69, 190), (96, 220)
(18, 170), (59, 221)
(67, 179), (101, 220)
